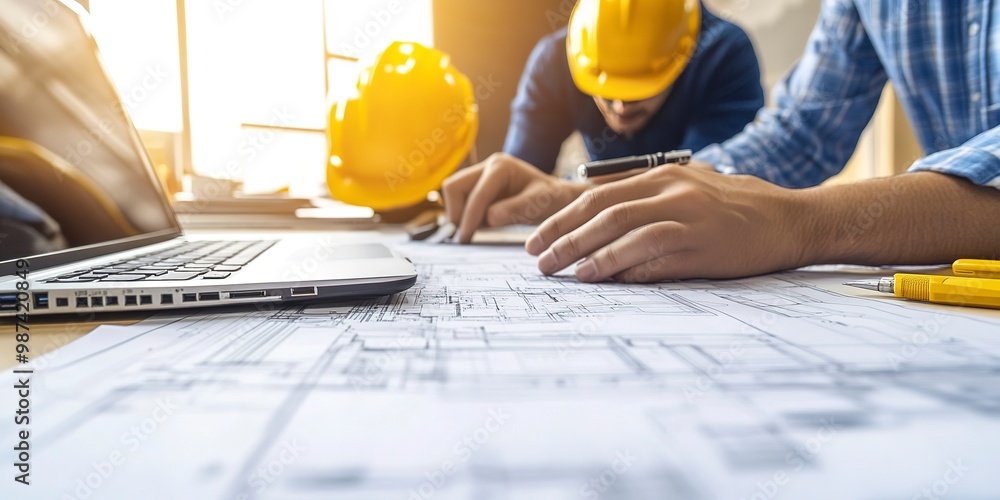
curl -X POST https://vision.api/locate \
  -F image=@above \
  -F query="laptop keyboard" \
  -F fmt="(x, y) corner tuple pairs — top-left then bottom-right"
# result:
(46, 240), (277, 283)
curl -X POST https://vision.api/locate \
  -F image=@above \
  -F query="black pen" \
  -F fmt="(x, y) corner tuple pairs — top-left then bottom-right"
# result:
(578, 149), (692, 179)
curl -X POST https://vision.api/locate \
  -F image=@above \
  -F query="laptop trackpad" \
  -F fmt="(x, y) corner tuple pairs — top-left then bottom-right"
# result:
(283, 243), (393, 262)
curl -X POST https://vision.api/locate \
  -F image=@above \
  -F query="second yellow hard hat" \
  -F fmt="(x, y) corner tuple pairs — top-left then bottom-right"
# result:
(327, 42), (479, 211)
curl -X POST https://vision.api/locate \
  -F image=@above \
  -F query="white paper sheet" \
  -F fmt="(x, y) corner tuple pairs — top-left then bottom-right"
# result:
(3, 241), (1000, 499)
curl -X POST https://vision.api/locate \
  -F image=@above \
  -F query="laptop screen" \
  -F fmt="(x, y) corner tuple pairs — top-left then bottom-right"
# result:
(0, 0), (179, 265)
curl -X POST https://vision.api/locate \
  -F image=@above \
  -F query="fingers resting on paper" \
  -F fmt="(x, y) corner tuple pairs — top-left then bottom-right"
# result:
(441, 153), (586, 243)
(527, 163), (812, 282)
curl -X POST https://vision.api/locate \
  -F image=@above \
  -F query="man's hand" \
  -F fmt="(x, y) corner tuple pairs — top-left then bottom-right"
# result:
(525, 162), (812, 282)
(442, 153), (587, 243)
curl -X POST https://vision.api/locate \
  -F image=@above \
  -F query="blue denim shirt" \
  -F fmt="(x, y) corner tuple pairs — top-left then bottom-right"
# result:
(504, 6), (764, 173)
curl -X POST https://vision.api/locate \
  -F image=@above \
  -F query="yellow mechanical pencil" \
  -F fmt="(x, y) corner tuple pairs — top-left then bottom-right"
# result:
(952, 259), (1000, 279)
(845, 273), (1000, 310)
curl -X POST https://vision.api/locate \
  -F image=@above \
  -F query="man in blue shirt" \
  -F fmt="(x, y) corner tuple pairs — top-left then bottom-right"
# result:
(443, 0), (763, 233)
(503, 4), (763, 172)
(449, 0), (1000, 283)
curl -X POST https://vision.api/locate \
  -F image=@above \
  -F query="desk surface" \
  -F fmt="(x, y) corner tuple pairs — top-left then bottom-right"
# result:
(3, 227), (1000, 371)
(5, 233), (1000, 499)
(1, 315), (145, 370)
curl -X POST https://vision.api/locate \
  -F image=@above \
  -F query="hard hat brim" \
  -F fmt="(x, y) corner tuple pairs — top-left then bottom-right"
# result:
(327, 114), (478, 211)
(571, 64), (684, 102)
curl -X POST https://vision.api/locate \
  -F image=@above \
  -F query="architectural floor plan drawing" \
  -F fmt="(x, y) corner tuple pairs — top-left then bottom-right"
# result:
(4, 240), (1000, 499)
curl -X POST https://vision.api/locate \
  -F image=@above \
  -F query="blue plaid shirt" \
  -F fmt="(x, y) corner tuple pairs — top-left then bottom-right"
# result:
(696, 0), (1000, 190)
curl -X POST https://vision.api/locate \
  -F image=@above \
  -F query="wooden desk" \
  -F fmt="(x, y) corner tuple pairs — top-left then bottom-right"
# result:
(0, 225), (289, 370)
(0, 313), (148, 370)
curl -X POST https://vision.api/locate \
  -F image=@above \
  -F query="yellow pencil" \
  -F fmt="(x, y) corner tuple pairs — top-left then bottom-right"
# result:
(845, 273), (1000, 310)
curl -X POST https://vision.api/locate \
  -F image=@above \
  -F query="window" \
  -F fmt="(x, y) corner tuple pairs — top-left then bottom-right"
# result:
(88, 0), (182, 132)
(88, 0), (432, 198)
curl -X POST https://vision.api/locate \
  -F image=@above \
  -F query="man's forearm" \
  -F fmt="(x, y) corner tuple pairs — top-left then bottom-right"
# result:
(802, 171), (1000, 265)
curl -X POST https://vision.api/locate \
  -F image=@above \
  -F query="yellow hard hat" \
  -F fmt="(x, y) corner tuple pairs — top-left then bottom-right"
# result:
(327, 42), (478, 210)
(567, 0), (701, 102)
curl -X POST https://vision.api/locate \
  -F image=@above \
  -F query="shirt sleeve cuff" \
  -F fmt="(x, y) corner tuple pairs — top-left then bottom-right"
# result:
(693, 144), (738, 175)
(908, 147), (1000, 189)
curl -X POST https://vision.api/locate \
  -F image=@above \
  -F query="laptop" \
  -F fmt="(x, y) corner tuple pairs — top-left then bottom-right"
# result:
(0, 0), (417, 316)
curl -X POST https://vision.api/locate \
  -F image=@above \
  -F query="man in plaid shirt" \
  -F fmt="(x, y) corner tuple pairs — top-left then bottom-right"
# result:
(447, 0), (1000, 282)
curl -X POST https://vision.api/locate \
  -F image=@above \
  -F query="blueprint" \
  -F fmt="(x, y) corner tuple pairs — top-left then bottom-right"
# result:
(3, 239), (1000, 499)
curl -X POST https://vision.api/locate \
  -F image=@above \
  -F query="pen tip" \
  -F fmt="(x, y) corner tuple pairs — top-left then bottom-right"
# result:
(843, 280), (879, 292)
